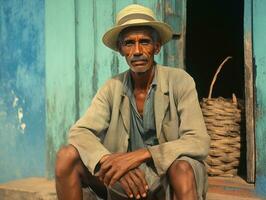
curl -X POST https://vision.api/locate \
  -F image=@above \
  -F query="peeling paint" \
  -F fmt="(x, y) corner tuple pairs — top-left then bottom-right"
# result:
(17, 107), (23, 123)
(0, 0), (45, 182)
(12, 96), (19, 107)
(20, 123), (26, 131)
(17, 107), (26, 133)
(164, 1), (174, 15)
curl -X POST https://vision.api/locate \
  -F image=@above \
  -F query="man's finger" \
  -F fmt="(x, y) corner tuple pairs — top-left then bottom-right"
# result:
(109, 166), (127, 186)
(134, 168), (149, 191)
(123, 173), (140, 199)
(97, 162), (112, 181)
(103, 167), (116, 185)
(129, 170), (147, 198)
(119, 177), (134, 198)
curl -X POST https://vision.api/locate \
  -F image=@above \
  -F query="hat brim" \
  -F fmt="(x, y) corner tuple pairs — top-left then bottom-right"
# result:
(102, 21), (173, 51)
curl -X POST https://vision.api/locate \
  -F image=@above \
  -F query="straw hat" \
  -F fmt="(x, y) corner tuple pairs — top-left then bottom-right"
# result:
(102, 4), (173, 51)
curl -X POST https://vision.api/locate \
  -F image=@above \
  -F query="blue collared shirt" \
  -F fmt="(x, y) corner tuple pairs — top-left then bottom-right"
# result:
(124, 67), (159, 151)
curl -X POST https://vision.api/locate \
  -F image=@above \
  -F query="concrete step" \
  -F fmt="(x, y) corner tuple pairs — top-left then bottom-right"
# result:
(0, 178), (96, 200)
(0, 176), (264, 200)
(0, 178), (57, 200)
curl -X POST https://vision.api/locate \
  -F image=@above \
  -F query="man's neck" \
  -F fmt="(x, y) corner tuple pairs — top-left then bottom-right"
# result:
(130, 65), (155, 91)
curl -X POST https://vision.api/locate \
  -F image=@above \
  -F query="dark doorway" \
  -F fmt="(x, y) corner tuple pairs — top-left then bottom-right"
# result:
(186, 0), (244, 99)
(185, 1), (247, 178)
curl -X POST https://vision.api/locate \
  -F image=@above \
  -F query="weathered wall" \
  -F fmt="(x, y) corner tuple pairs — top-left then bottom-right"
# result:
(0, 0), (185, 181)
(0, 0), (45, 182)
(253, 0), (266, 197)
(45, 0), (77, 178)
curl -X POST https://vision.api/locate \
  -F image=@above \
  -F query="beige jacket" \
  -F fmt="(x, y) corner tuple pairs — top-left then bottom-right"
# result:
(68, 65), (210, 176)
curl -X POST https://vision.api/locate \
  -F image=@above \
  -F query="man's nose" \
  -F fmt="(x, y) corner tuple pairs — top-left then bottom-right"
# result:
(133, 42), (143, 56)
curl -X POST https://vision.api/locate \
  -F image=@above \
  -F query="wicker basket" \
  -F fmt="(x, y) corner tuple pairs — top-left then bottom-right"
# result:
(200, 57), (243, 177)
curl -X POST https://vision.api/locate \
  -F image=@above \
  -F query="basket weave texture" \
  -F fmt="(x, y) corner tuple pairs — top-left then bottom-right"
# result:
(200, 56), (244, 177)
(201, 97), (242, 177)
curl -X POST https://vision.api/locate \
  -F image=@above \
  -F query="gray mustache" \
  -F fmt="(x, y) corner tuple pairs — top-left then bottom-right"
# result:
(130, 56), (148, 62)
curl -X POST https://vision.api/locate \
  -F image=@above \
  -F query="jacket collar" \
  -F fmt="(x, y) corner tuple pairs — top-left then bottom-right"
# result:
(154, 65), (170, 139)
(156, 64), (169, 94)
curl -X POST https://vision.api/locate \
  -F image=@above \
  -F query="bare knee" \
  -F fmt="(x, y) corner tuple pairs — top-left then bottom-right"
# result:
(168, 160), (194, 179)
(55, 145), (81, 179)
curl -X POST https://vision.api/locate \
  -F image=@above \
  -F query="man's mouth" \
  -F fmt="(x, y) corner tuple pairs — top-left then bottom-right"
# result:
(131, 59), (147, 65)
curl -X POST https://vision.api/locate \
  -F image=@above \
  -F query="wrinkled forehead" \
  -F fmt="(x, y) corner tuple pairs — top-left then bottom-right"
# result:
(119, 26), (154, 39)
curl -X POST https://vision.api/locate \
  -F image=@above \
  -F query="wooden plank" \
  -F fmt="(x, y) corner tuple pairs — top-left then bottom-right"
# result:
(75, 0), (96, 115)
(45, 0), (77, 177)
(208, 176), (254, 189)
(243, 0), (255, 183)
(94, 0), (115, 87)
(163, 0), (186, 68)
(207, 193), (261, 200)
(76, 0), (119, 116)
(208, 177), (260, 200)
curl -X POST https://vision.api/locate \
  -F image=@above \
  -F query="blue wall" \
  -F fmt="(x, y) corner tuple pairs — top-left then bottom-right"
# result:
(253, 0), (266, 197)
(0, 0), (45, 182)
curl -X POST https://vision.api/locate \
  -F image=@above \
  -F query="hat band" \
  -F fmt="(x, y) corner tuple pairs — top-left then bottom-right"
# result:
(117, 13), (155, 26)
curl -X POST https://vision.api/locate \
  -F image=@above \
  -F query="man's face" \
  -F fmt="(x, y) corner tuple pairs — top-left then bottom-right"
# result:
(119, 27), (161, 73)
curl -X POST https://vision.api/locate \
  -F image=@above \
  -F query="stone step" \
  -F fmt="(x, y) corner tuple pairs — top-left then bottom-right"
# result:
(0, 177), (264, 200)
(0, 178), (57, 200)
(0, 178), (96, 200)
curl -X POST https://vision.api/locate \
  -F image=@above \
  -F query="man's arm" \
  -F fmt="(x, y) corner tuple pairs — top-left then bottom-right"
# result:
(68, 81), (112, 174)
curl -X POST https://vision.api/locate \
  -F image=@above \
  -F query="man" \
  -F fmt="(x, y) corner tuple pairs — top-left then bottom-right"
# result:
(55, 4), (210, 200)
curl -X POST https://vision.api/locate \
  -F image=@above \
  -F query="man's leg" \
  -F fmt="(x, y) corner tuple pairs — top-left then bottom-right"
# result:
(167, 160), (198, 200)
(55, 145), (107, 200)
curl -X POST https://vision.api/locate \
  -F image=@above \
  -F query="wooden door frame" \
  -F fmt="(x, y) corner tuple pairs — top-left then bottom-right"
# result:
(244, 0), (255, 183)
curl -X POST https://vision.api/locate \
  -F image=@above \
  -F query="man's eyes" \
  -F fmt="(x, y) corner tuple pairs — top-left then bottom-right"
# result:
(140, 39), (152, 45)
(123, 40), (135, 46)
(122, 39), (152, 47)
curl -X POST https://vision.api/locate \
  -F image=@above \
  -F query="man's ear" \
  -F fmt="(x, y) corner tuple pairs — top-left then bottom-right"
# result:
(117, 42), (125, 56)
(154, 42), (161, 55)
(119, 49), (125, 56)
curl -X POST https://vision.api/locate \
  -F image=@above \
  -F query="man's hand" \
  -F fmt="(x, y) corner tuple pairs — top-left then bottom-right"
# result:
(119, 168), (149, 199)
(96, 148), (151, 186)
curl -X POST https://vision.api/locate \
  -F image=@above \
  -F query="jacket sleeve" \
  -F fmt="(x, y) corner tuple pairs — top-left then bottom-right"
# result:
(148, 74), (210, 176)
(68, 82), (112, 174)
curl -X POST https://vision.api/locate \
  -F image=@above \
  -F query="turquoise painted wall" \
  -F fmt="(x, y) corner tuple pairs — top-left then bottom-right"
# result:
(253, 0), (266, 197)
(45, 0), (77, 178)
(0, 0), (185, 182)
(0, 0), (45, 182)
